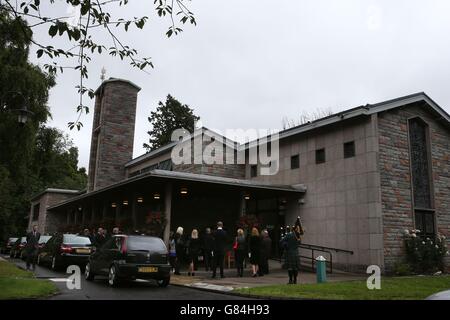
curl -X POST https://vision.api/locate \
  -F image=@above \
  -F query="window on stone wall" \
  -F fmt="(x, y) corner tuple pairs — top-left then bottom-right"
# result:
(315, 148), (326, 164)
(32, 203), (40, 221)
(409, 118), (432, 209)
(291, 155), (299, 169)
(409, 118), (435, 237)
(415, 210), (435, 237)
(343, 141), (355, 158)
(250, 165), (258, 177)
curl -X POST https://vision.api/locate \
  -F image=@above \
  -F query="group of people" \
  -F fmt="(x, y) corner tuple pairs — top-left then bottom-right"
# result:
(168, 221), (273, 279)
(80, 227), (122, 248)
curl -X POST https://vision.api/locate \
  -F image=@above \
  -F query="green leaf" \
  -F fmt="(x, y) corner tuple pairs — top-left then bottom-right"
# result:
(49, 25), (58, 37)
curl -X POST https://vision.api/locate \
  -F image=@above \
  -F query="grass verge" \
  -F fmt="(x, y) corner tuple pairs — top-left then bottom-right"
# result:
(234, 275), (450, 300)
(0, 261), (57, 300)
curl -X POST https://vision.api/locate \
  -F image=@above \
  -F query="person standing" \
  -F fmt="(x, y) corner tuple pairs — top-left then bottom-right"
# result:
(203, 227), (214, 272)
(25, 225), (40, 271)
(212, 221), (227, 279)
(187, 229), (201, 276)
(233, 228), (247, 277)
(280, 226), (302, 284)
(168, 231), (177, 273)
(94, 227), (106, 248)
(249, 227), (261, 277)
(174, 227), (184, 275)
(259, 229), (272, 275)
(112, 227), (121, 235)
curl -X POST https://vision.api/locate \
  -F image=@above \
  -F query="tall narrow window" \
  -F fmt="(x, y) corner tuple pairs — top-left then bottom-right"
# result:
(250, 165), (258, 178)
(409, 118), (434, 236)
(409, 118), (432, 209)
(291, 155), (300, 169)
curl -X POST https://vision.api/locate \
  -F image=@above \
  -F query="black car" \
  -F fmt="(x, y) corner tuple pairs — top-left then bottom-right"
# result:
(9, 237), (26, 258)
(1, 237), (18, 254)
(22, 235), (53, 260)
(37, 234), (92, 270)
(85, 235), (171, 287)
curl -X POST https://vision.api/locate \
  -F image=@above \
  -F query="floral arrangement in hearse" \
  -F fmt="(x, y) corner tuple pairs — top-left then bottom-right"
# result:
(403, 229), (449, 274)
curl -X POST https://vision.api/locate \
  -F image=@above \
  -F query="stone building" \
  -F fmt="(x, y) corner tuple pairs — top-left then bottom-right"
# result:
(28, 78), (450, 273)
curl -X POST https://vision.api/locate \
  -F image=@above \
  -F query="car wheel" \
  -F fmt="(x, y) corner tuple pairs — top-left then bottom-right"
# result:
(108, 265), (120, 287)
(157, 277), (170, 288)
(85, 262), (95, 281)
(51, 256), (59, 271)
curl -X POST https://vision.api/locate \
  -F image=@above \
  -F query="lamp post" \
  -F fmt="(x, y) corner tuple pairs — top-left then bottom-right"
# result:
(1, 91), (34, 125)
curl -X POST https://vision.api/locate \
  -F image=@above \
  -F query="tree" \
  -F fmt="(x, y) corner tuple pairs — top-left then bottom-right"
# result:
(0, 13), (86, 239)
(144, 94), (200, 151)
(1, 0), (197, 130)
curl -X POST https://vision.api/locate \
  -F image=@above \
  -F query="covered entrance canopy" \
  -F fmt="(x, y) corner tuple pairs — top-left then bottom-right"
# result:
(47, 169), (306, 245)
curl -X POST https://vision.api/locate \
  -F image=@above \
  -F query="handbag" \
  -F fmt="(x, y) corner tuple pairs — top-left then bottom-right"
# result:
(233, 239), (238, 250)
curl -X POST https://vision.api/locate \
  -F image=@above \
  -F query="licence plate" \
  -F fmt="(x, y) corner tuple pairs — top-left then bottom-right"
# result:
(138, 266), (158, 273)
(76, 248), (90, 254)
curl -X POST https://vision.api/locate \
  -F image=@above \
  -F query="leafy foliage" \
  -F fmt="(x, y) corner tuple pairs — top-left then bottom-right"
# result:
(0, 14), (86, 240)
(144, 94), (200, 151)
(1, 0), (197, 130)
(403, 229), (449, 274)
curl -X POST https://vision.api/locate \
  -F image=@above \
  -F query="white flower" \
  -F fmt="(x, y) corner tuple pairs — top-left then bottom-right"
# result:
(426, 237), (430, 241)
(403, 229), (410, 235)
(416, 229), (421, 233)
(435, 245), (439, 249)
(430, 241), (433, 245)
(422, 241), (426, 245)
(412, 233), (417, 238)
(442, 235), (446, 240)
(447, 251), (449, 256)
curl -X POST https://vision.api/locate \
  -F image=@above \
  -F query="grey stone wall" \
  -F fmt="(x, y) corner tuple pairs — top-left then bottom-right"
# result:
(28, 192), (78, 234)
(249, 115), (383, 272)
(378, 103), (450, 272)
(87, 80), (139, 191)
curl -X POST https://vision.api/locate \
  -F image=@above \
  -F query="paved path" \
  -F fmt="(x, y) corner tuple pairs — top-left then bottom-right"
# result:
(171, 259), (365, 292)
(2, 255), (249, 300)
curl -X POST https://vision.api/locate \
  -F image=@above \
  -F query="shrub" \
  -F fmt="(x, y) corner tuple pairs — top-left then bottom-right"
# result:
(403, 229), (449, 274)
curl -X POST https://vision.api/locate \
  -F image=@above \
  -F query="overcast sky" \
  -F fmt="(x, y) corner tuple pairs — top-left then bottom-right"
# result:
(29, 0), (450, 169)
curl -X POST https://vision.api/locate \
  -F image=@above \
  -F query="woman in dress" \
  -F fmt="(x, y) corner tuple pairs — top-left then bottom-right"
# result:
(249, 227), (261, 277)
(187, 229), (201, 276)
(233, 228), (247, 277)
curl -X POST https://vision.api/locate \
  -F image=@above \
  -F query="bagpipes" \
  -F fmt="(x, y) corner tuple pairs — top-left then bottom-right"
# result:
(280, 216), (305, 237)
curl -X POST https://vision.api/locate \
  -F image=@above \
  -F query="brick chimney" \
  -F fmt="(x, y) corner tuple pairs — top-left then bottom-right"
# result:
(87, 78), (141, 192)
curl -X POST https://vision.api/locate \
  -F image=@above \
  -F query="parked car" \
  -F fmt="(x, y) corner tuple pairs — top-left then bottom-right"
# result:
(426, 290), (450, 300)
(21, 235), (53, 260)
(1, 237), (18, 254)
(85, 235), (171, 287)
(37, 234), (92, 270)
(9, 237), (26, 258)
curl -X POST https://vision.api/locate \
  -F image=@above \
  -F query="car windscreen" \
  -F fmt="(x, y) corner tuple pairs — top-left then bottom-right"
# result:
(63, 235), (91, 246)
(20, 237), (27, 243)
(127, 236), (166, 251)
(8, 238), (18, 243)
(39, 236), (52, 244)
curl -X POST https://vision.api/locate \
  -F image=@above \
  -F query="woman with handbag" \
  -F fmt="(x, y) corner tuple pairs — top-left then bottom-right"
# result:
(233, 228), (247, 277)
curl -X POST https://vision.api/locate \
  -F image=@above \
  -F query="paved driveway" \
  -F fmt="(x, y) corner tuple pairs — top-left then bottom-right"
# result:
(2, 255), (249, 300)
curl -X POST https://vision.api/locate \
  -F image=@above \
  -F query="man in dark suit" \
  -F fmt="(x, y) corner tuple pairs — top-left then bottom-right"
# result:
(25, 225), (41, 271)
(212, 221), (228, 279)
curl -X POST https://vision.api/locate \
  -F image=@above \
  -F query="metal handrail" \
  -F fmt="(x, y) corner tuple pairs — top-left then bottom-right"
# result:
(298, 243), (353, 274)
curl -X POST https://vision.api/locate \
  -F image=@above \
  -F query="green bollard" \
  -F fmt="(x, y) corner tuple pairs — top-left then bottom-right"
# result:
(316, 256), (327, 283)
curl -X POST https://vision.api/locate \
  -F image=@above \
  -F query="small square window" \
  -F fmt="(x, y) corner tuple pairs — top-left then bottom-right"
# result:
(250, 165), (258, 177)
(291, 155), (299, 169)
(344, 141), (355, 158)
(315, 148), (326, 164)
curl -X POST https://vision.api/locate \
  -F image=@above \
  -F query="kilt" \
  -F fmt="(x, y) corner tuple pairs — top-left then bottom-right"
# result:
(283, 250), (300, 270)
